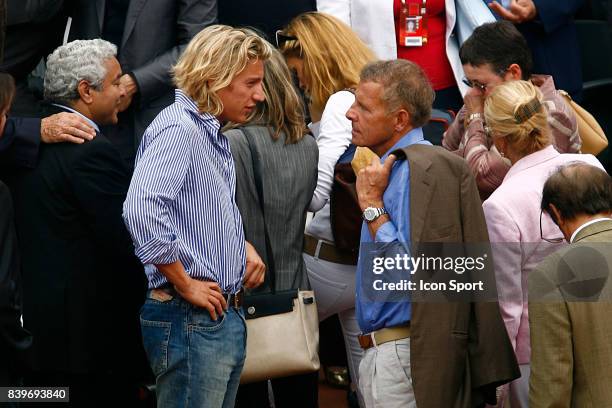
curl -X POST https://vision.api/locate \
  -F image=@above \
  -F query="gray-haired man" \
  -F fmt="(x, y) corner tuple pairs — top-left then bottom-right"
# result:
(3, 39), (150, 404)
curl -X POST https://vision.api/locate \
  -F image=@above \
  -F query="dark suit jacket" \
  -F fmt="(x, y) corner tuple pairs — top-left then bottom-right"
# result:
(1, 1), (67, 116)
(0, 117), (41, 168)
(3, 107), (148, 375)
(67, 0), (217, 154)
(518, 0), (584, 100)
(392, 144), (520, 408)
(218, 0), (315, 42)
(0, 181), (32, 381)
(529, 220), (612, 407)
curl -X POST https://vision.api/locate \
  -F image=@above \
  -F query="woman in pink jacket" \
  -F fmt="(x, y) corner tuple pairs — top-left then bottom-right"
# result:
(482, 80), (604, 408)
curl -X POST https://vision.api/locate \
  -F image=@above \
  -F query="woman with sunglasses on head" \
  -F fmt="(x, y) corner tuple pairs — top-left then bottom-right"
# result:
(278, 12), (375, 407)
(317, 0), (496, 113)
(481, 79), (604, 408)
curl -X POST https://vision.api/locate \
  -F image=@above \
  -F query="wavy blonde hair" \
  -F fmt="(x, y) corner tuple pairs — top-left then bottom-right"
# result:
(484, 80), (551, 157)
(279, 12), (375, 115)
(225, 45), (308, 144)
(173, 25), (273, 116)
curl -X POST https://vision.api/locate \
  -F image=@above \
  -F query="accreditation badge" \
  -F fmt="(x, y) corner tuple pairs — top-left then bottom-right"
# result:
(398, 0), (428, 47)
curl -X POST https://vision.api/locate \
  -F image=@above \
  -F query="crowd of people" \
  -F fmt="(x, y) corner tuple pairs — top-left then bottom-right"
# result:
(1, 1), (611, 408)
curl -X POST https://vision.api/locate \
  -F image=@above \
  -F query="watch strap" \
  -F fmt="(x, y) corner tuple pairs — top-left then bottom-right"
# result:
(466, 112), (483, 126)
(363, 207), (388, 222)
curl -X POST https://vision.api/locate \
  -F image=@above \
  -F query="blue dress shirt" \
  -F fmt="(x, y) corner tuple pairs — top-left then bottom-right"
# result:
(356, 128), (431, 334)
(123, 90), (245, 292)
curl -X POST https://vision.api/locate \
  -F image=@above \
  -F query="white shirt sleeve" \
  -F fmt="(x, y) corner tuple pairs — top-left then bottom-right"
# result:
(316, 0), (351, 26)
(309, 90), (355, 212)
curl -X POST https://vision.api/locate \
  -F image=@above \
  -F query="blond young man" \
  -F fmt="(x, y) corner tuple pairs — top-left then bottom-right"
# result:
(123, 26), (271, 408)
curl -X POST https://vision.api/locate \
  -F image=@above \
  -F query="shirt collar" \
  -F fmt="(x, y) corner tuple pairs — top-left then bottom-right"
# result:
(381, 127), (426, 160)
(174, 89), (223, 141)
(51, 103), (100, 132)
(570, 218), (612, 243)
(504, 145), (559, 181)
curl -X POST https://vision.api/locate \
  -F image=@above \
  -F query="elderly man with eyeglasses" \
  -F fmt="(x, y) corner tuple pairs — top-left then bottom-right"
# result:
(529, 163), (612, 408)
(442, 20), (580, 201)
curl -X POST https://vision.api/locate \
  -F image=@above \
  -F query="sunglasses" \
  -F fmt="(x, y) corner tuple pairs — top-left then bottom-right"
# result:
(540, 209), (564, 243)
(275, 30), (297, 48)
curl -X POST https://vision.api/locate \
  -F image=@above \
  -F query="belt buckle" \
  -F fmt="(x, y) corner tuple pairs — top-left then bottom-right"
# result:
(226, 290), (242, 309)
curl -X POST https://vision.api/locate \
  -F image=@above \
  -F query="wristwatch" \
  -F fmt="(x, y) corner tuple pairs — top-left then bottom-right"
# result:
(466, 112), (483, 126)
(362, 207), (388, 223)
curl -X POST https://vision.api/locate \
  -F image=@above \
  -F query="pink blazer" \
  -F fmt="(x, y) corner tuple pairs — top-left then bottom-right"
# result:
(483, 145), (603, 364)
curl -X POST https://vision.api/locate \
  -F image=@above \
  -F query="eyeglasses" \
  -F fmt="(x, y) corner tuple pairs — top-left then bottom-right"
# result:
(275, 30), (297, 48)
(462, 68), (510, 93)
(540, 209), (564, 243)
(462, 78), (488, 92)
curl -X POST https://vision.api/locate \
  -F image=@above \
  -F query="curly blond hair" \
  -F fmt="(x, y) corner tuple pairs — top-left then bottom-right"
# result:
(224, 44), (308, 144)
(173, 25), (273, 116)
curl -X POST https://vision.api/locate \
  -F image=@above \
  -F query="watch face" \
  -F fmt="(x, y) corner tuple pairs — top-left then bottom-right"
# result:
(364, 207), (377, 221)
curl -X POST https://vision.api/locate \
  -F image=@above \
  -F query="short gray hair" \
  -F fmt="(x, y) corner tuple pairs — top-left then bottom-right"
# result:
(44, 39), (118, 104)
(360, 59), (434, 128)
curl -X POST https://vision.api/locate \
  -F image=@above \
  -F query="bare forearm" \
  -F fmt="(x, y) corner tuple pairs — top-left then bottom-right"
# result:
(155, 260), (191, 290)
(367, 214), (390, 240)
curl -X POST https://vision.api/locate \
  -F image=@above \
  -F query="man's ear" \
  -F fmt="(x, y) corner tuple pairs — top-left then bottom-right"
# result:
(394, 109), (410, 132)
(77, 80), (94, 104)
(507, 63), (523, 81)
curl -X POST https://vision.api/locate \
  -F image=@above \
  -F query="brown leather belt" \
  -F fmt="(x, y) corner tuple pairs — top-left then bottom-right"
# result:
(303, 234), (358, 265)
(151, 285), (244, 309)
(358, 325), (411, 350)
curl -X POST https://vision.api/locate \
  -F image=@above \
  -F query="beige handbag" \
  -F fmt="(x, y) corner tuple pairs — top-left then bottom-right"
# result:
(559, 90), (608, 155)
(239, 127), (320, 384)
(240, 290), (320, 384)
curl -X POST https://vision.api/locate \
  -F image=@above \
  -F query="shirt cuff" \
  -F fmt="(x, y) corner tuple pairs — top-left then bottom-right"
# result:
(135, 235), (179, 265)
(375, 221), (398, 243)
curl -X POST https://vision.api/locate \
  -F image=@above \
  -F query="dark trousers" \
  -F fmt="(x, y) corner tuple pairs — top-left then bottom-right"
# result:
(0, 362), (22, 408)
(235, 371), (319, 408)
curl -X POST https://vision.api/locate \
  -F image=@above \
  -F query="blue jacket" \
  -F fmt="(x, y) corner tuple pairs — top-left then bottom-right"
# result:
(518, 0), (585, 100)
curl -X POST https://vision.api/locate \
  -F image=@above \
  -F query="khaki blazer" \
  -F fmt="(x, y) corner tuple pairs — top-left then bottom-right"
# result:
(392, 144), (520, 408)
(529, 220), (612, 408)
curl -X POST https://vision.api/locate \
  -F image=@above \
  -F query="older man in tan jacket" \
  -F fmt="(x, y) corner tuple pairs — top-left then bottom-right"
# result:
(529, 163), (612, 407)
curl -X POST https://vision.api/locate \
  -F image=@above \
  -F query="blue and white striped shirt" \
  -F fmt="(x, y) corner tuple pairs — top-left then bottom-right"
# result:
(123, 90), (245, 292)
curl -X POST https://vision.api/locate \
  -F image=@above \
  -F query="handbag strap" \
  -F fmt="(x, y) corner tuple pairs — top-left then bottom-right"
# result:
(241, 127), (277, 294)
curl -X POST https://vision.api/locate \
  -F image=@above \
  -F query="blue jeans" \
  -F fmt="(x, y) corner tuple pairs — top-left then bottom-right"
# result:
(140, 291), (246, 408)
